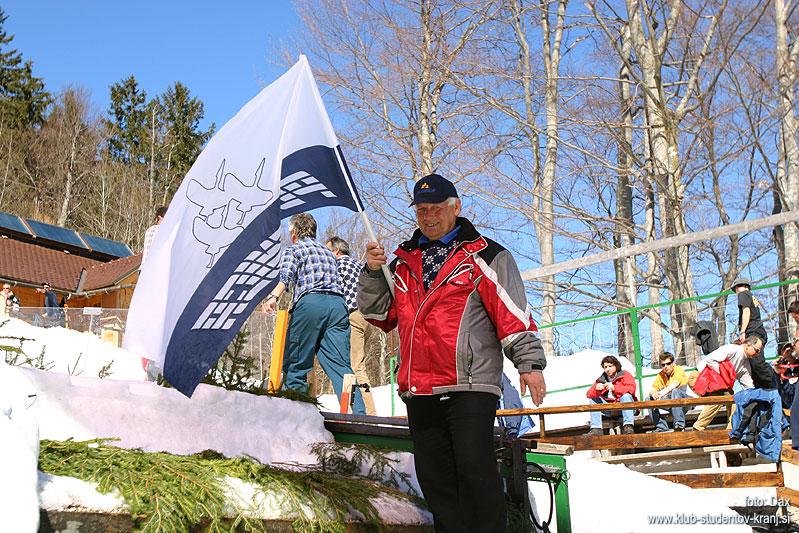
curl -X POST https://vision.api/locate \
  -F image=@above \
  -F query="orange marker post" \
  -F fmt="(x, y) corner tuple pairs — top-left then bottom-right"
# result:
(339, 373), (356, 413)
(267, 310), (289, 392)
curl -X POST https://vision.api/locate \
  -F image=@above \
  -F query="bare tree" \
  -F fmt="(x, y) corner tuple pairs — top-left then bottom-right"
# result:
(293, 0), (498, 242)
(774, 0), (799, 340)
(43, 88), (98, 226)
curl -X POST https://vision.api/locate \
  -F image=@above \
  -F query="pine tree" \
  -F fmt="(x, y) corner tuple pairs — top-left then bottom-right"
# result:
(105, 75), (147, 164)
(0, 9), (50, 128)
(159, 82), (214, 197)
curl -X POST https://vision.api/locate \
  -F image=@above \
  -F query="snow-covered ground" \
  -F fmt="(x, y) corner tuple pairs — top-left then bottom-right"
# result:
(0, 320), (755, 532)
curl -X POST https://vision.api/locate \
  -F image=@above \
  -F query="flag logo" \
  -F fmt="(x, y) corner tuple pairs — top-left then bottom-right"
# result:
(186, 159), (271, 268)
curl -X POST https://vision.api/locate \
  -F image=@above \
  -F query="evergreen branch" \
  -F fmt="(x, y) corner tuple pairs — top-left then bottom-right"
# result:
(39, 439), (420, 532)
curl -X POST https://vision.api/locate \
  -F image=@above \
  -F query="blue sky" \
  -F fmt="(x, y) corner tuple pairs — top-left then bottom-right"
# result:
(4, 1), (299, 130)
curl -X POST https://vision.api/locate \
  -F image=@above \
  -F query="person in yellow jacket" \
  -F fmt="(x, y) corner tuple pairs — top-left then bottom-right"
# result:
(648, 352), (690, 432)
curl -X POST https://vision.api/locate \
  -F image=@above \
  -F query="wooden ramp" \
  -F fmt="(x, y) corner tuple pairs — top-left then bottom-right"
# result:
(523, 429), (732, 451)
(515, 394), (792, 495)
(655, 469), (784, 489)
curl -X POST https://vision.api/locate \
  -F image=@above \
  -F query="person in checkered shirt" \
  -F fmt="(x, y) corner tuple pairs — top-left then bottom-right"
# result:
(326, 236), (377, 415)
(264, 213), (365, 415)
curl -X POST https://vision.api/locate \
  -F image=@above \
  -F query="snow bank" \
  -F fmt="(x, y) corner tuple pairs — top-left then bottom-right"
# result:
(0, 362), (40, 533)
(13, 365), (332, 465)
(38, 472), (127, 514)
(0, 316), (145, 381)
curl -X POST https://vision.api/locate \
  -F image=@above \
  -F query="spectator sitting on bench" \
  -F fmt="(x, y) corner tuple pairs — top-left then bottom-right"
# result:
(586, 355), (637, 436)
(648, 351), (689, 433)
(692, 338), (759, 431)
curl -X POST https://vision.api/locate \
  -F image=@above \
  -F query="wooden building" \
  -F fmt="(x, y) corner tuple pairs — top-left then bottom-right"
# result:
(0, 212), (141, 309)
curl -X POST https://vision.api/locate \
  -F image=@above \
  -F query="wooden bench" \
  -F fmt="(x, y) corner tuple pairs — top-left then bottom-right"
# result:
(496, 395), (735, 439)
(498, 395), (794, 490)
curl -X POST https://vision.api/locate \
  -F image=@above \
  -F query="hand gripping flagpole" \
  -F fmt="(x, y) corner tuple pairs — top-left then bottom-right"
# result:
(333, 147), (395, 297)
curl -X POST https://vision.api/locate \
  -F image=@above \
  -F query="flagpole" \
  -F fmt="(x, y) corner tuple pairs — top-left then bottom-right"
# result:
(357, 211), (395, 297)
(332, 147), (395, 297)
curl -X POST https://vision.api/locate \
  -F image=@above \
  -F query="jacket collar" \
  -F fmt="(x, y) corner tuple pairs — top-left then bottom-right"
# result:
(598, 369), (627, 383)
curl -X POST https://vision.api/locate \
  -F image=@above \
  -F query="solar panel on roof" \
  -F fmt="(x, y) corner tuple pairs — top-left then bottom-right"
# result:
(79, 233), (133, 258)
(26, 219), (88, 249)
(0, 212), (31, 235)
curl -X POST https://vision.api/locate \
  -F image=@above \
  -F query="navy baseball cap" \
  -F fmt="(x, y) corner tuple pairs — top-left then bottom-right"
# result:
(409, 173), (459, 206)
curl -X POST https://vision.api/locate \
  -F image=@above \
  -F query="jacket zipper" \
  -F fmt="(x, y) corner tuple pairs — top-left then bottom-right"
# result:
(403, 238), (481, 393)
(466, 332), (474, 386)
(397, 257), (423, 392)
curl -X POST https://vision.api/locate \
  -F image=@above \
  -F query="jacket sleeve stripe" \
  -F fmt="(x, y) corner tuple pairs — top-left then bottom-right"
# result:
(362, 311), (389, 321)
(473, 254), (530, 328)
(501, 331), (527, 348)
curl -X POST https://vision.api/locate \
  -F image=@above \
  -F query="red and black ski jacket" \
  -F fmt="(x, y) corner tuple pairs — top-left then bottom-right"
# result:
(586, 369), (637, 401)
(357, 218), (546, 398)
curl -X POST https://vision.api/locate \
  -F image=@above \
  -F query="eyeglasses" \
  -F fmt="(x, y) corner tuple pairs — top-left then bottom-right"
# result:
(662, 361), (674, 366)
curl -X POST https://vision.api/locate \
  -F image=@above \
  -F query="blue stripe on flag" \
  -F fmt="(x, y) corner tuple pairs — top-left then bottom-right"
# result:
(279, 145), (361, 215)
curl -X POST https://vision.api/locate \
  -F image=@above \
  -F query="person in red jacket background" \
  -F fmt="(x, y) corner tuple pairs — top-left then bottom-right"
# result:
(586, 355), (637, 435)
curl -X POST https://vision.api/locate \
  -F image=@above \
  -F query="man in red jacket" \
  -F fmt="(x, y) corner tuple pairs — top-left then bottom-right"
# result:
(586, 355), (637, 435)
(358, 173), (547, 532)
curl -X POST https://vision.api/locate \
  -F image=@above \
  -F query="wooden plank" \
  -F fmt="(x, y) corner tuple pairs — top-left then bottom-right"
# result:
(599, 444), (751, 464)
(322, 412), (409, 426)
(600, 447), (697, 463)
(522, 209), (799, 280)
(495, 395), (732, 417)
(532, 429), (732, 451)
(517, 440), (574, 455)
(777, 487), (799, 507)
(655, 471), (784, 489)
(781, 441), (799, 465)
(323, 421), (411, 439)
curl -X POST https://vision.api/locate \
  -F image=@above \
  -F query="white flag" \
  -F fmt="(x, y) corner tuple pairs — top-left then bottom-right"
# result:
(123, 56), (362, 396)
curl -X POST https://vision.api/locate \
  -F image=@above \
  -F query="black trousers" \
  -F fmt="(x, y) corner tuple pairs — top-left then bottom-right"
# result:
(406, 392), (506, 532)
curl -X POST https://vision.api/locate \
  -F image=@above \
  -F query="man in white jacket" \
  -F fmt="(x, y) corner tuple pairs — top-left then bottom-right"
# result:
(693, 338), (760, 430)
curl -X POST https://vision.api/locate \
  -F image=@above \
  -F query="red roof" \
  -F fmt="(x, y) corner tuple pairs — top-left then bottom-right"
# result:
(83, 253), (142, 290)
(0, 236), (140, 292)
